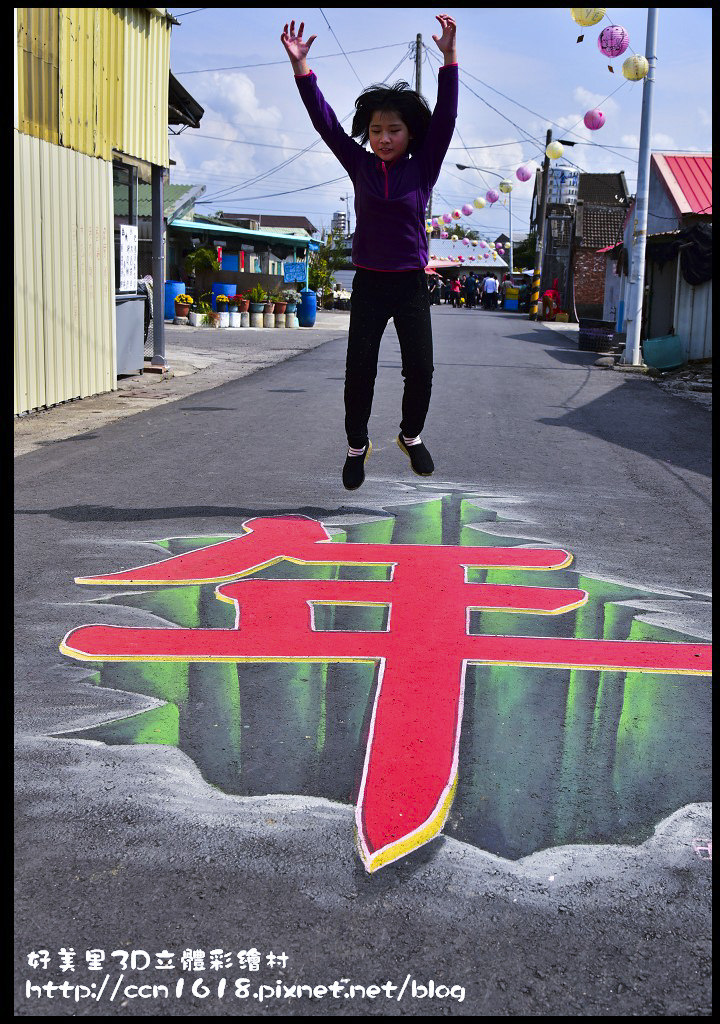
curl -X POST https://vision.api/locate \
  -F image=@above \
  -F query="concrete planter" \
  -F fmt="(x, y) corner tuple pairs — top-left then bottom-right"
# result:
(285, 313), (298, 328)
(229, 312), (241, 328)
(217, 312), (230, 328)
(188, 311), (207, 326)
(263, 313), (275, 328)
(240, 311), (250, 327)
(274, 314), (286, 328)
(250, 312), (263, 327)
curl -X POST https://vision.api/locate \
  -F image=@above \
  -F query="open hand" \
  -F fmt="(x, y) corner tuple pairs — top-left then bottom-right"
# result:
(432, 14), (456, 56)
(281, 20), (317, 65)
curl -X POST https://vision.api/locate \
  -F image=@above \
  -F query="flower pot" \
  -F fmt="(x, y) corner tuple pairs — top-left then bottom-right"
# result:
(249, 302), (264, 314)
(175, 302), (191, 318)
(228, 304), (238, 313)
(188, 311), (205, 326)
(273, 301), (287, 315)
(238, 299), (250, 313)
(285, 302), (297, 314)
(263, 302), (275, 315)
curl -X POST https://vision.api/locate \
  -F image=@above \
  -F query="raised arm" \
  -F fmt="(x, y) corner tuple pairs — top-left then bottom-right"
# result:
(419, 15), (458, 188)
(281, 19), (364, 177)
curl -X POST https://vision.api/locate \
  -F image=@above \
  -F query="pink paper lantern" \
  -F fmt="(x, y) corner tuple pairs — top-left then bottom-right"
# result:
(462, 237), (470, 246)
(468, 256), (475, 261)
(440, 231), (449, 239)
(431, 217), (440, 228)
(583, 108), (605, 131)
(479, 240), (487, 248)
(442, 213), (452, 224)
(486, 189), (500, 204)
(598, 24), (629, 58)
(516, 163), (533, 182)
(461, 204), (474, 216)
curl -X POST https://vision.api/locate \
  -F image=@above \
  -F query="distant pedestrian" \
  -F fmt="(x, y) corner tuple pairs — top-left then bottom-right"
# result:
(282, 13), (458, 489)
(481, 273), (498, 310)
(451, 279), (462, 307)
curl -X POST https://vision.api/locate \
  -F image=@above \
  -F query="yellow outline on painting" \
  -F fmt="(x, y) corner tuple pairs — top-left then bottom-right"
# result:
(358, 773), (459, 873)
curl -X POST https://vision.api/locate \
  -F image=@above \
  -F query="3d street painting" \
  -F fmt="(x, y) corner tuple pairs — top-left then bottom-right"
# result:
(59, 494), (712, 873)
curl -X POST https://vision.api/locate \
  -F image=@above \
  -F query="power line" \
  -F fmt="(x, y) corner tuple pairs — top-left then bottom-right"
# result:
(195, 49), (412, 205)
(174, 41), (407, 75)
(318, 8), (365, 89)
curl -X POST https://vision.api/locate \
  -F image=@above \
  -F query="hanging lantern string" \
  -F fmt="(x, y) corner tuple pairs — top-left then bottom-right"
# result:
(600, 11), (643, 59)
(426, 44), (637, 172)
(563, 78), (631, 137)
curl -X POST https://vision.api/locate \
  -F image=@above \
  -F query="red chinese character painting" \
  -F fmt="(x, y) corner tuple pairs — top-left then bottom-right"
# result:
(60, 511), (711, 873)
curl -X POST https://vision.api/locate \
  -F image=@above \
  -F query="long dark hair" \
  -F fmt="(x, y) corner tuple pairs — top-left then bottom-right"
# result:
(351, 81), (431, 155)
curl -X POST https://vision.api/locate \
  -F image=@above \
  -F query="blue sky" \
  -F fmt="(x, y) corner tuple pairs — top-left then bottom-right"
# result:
(168, 8), (712, 240)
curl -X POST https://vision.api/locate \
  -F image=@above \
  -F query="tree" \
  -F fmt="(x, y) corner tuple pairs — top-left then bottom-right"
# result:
(429, 224), (478, 240)
(510, 231), (537, 270)
(308, 230), (348, 303)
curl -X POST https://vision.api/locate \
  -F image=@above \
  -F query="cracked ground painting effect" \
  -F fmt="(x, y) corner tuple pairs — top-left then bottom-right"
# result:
(58, 493), (712, 872)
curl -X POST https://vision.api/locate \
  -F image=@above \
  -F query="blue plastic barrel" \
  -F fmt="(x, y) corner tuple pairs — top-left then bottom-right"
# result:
(164, 281), (186, 319)
(643, 335), (685, 371)
(212, 283), (237, 311)
(298, 288), (317, 327)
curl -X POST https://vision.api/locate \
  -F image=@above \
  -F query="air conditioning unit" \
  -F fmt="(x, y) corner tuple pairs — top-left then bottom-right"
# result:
(249, 221), (260, 232)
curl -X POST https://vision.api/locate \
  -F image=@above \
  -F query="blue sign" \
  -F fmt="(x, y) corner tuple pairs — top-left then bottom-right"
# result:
(283, 262), (307, 283)
(307, 240), (320, 252)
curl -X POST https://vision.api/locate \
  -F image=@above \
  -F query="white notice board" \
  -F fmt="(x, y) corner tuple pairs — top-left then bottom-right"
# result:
(119, 224), (138, 292)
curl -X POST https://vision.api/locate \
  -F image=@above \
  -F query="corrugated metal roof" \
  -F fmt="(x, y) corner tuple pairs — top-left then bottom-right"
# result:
(652, 153), (712, 218)
(171, 218), (312, 248)
(428, 237), (508, 268)
(664, 155), (712, 215)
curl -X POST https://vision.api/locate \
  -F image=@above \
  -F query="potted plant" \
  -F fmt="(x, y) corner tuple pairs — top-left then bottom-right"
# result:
(247, 285), (266, 314)
(207, 310), (221, 328)
(174, 294), (193, 318)
(270, 292), (287, 315)
(189, 293), (212, 326)
(282, 290), (298, 314)
(226, 295), (239, 313)
(235, 293), (250, 313)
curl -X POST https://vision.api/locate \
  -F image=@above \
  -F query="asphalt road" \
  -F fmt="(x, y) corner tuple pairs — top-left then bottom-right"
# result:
(15, 307), (711, 1015)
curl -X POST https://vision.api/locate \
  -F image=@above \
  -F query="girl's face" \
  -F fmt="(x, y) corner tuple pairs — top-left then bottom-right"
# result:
(368, 110), (412, 162)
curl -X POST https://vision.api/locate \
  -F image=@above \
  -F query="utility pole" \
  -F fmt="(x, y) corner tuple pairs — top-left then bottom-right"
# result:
(529, 129), (552, 319)
(508, 188), (514, 274)
(622, 9), (659, 365)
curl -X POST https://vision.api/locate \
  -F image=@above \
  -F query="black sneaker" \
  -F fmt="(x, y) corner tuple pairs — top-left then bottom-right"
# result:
(397, 434), (434, 476)
(342, 442), (372, 490)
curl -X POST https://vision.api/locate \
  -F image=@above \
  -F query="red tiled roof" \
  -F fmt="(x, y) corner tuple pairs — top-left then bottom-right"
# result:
(653, 154), (712, 217)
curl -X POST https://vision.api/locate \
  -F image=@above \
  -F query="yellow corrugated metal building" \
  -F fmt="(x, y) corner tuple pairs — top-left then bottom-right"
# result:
(14, 7), (173, 415)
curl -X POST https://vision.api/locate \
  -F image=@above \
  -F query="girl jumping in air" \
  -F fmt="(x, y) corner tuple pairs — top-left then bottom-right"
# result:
(281, 14), (458, 489)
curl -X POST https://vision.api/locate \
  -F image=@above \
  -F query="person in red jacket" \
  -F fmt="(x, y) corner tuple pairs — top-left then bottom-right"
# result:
(282, 15), (458, 490)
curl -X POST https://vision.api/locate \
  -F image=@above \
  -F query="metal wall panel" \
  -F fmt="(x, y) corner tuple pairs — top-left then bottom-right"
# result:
(16, 7), (60, 145)
(19, 8), (170, 166)
(677, 279), (712, 361)
(121, 7), (170, 167)
(14, 132), (116, 415)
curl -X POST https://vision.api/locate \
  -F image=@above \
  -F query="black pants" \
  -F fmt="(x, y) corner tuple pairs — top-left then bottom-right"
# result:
(345, 269), (433, 449)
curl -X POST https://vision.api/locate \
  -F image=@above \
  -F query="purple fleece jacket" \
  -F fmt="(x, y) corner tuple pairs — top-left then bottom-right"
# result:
(295, 65), (458, 272)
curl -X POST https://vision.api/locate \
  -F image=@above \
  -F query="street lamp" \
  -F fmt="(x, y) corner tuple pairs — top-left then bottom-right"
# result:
(456, 164), (514, 273)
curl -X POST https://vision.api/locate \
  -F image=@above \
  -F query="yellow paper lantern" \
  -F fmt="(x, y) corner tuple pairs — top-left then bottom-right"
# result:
(498, 179), (513, 193)
(473, 197), (486, 209)
(546, 141), (564, 160)
(451, 234), (458, 242)
(570, 8), (606, 27)
(426, 224), (433, 233)
(622, 54), (649, 80)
